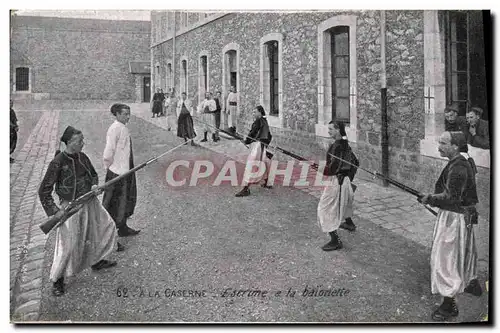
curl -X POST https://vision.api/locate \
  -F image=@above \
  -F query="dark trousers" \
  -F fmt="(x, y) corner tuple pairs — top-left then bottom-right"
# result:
(10, 130), (17, 154)
(102, 169), (137, 230)
(215, 111), (221, 129)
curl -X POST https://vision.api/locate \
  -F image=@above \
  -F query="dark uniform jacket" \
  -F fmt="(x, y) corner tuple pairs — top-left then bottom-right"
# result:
(427, 154), (478, 214)
(466, 119), (490, 149)
(38, 151), (98, 216)
(323, 139), (359, 182)
(244, 117), (272, 145)
(445, 116), (467, 132)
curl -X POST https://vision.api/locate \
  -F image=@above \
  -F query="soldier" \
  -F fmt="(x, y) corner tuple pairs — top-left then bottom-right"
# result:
(102, 103), (140, 237)
(225, 85), (238, 133)
(197, 92), (217, 143)
(10, 100), (19, 163)
(317, 121), (358, 251)
(419, 131), (482, 320)
(39, 126), (118, 296)
(235, 106), (273, 197)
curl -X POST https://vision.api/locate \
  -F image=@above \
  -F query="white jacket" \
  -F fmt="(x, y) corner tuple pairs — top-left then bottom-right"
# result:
(103, 120), (131, 175)
(197, 99), (217, 114)
(177, 98), (193, 117)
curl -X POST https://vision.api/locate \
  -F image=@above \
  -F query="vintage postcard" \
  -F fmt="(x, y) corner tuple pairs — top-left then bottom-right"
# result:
(9, 9), (490, 323)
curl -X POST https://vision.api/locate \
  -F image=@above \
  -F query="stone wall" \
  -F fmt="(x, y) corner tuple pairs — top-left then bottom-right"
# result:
(151, 11), (490, 212)
(10, 16), (150, 101)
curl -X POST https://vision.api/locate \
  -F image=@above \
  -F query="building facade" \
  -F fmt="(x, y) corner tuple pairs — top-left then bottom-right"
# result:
(10, 15), (151, 102)
(150, 10), (491, 216)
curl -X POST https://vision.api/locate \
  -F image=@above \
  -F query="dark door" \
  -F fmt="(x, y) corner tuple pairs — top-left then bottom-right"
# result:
(230, 72), (237, 91)
(143, 77), (151, 102)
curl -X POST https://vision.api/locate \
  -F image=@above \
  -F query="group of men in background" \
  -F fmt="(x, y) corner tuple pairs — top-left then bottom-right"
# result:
(444, 104), (490, 150)
(151, 85), (239, 144)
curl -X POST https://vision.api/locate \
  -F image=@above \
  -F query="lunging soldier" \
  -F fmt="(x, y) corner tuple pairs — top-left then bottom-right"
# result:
(317, 121), (358, 251)
(102, 104), (140, 237)
(39, 126), (118, 296)
(419, 131), (482, 321)
(235, 106), (273, 197)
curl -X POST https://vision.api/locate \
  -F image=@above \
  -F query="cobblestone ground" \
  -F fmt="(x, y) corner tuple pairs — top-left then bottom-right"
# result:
(10, 104), (489, 322)
(10, 111), (60, 321)
(133, 105), (490, 267)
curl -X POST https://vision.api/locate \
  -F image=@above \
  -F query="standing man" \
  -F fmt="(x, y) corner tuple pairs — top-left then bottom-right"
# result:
(166, 90), (178, 131)
(151, 88), (163, 118)
(214, 90), (223, 141)
(226, 85), (238, 133)
(465, 107), (490, 149)
(419, 131), (481, 321)
(235, 106), (273, 197)
(10, 100), (18, 163)
(197, 92), (217, 143)
(102, 103), (141, 237)
(444, 103), (467, 132)
(176, 92), (197, 146)
(317, 121), (358, 251)
(39, 126), (118, 296)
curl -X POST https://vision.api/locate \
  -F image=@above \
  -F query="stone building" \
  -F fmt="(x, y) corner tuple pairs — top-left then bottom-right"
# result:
(10, 15), (151, 102)
(150, 10), (491, 216)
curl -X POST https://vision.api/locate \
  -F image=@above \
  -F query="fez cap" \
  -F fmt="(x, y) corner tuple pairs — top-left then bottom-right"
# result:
(60, 126), (80, 144)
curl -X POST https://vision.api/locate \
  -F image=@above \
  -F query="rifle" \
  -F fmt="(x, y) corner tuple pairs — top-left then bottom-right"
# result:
(39, 140), (193, 234)
(209, 122), (358, 192)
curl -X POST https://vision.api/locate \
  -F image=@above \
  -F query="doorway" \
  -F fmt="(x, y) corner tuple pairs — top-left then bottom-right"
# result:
(143, 76), (151, 102)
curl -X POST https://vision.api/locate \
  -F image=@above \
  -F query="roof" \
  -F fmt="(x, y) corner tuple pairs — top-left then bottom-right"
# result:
(129, 62), (151, 74)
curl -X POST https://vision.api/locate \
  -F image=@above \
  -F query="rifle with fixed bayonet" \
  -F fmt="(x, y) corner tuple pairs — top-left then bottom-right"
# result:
(39, 140), (193, 234)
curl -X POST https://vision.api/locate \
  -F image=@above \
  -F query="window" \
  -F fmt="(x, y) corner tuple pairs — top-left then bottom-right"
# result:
(316, 15), (357, 140)
(181, 59), (188, 95)
(198, 54), (209, 102)
(260, 34), (283, 127)
(445, 11), (488, 119)
(181, 12), (188, 29)
(266, 41), (279, 116)
(15, 67), (29, 91)
(166, 63), (173, 90)
(330, 26), (350, 122)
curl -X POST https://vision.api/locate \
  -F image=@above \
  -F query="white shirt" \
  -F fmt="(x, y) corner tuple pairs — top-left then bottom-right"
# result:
(103, 120), (131, 175)
(177, 98), (193, 117)
(197, 99), (217, 114)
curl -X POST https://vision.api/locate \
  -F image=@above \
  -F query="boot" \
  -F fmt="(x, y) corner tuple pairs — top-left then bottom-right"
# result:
(91, 259), (117, 271)
(118, 226), (141, 237)
(321, 231), (343, 251)
(261, 179), (272, 189)
(340, 217), (356, 232)
(212, 133), (216, 142)
(117, 242), (125, 252)
(464, 279), (483, 297)
(432, 297), (459, 321)
(191, 139), (196, 146)
(52, 277), (65, 296)
(201, 132), (208, 142)
(235, 186), (250, 197)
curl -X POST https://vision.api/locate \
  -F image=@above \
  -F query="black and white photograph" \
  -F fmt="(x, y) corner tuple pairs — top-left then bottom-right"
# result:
(7, 7), (491, 324)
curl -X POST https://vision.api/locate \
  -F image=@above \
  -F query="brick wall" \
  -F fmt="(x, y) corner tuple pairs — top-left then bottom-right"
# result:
(10, 15), (150, 101)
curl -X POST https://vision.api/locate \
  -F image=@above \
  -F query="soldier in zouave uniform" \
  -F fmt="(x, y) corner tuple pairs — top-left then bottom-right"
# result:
(419, 131), (482, 321)
(235, 106), (273, 197)
(225, 85), (238, 133)
(38, 126), (118, 296)
(317, 121), (359, 252)
(197, 92), (218, 143)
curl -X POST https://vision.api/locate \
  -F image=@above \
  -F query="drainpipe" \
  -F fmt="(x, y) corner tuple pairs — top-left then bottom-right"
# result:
(380, 10), (389, 187)
(172, 11), (176, 94)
